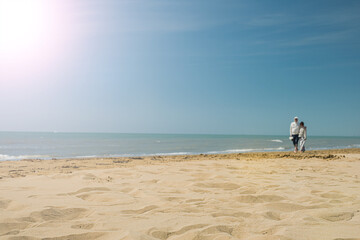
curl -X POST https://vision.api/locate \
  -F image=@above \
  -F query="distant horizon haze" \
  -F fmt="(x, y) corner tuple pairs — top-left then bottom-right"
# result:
(0, 130), (359, 138)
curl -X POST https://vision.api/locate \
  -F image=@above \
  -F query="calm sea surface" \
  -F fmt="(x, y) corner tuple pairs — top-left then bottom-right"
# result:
(1, 132), (360, 161)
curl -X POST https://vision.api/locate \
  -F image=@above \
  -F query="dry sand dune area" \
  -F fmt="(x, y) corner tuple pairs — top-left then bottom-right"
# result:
(1, 149), (360, 240)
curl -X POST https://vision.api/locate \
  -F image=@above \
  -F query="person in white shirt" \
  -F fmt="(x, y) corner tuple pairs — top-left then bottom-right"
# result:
(290, 117), (300, 152)
(299, 121), (307, 152)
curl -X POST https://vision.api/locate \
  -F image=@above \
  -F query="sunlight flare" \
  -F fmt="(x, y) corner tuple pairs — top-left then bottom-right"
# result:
(0, 0), (75, 81)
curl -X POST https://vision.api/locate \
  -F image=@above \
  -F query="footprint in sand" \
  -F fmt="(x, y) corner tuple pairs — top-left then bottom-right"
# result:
(82, 173), (97, 180)
(264, 211), (282, 221)
(121, 205), (158, 214)
(212, 211), (251, 218)
(185, 198), (204, 203)
(320, 212), (355, 222)
(59, 187), (110, 196)
(120, 187), (134, 193)
(77, 192), (134, 204)
(199, 225), (234, 236)
(149, 224), (208, 240)
(266, 203), (307, 212)
(239, 189), (257, 194)
(29, 207), (88, 221)
(164, 197), (184, 202)
(0, 199), (11, 209)
(16, 217), (36, 223)
(320, 191), (347, 199)
(191, 173), (214, 179)
(41, 232), (105, 240)
(237, 195), (285, 203)
(179, 168), (192, 172)
(194, 182), (240, 190)
(0, 222), (29, 235)
(71, 223), (94, 229)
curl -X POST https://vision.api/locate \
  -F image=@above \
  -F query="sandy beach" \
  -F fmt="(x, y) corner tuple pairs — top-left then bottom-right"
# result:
(1, 149), (360, 240)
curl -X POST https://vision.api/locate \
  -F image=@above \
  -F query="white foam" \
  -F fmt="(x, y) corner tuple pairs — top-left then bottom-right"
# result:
(152, 152), (190, 156)
(207, 147), (285, 154)
(103, 152), (192, 158)
(72, 155), (97, 159)
(270, 139), (283, 143)
(308, 144), (360, 151)
(0, 154), (50, 161)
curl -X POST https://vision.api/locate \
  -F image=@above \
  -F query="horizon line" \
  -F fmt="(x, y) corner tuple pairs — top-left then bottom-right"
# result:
(0, 130), (359, 138)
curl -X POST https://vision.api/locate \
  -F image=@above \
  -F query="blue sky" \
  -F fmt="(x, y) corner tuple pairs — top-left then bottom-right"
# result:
(1, 0), (360, 136)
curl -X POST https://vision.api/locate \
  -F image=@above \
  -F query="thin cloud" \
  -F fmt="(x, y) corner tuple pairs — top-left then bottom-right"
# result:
(285, 61), (360, 71)
(280, 29), (357, 47)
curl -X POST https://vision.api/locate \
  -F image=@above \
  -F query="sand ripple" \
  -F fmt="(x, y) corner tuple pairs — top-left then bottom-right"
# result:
(1, 150), (360, 239)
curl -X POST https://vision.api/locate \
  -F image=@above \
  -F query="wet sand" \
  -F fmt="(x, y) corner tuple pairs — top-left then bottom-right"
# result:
(1, 149), (360, 240)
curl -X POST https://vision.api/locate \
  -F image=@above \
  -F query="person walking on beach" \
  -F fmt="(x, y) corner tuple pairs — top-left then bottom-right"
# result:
(290, 117), (300, 152)
(299, 122), (307, 152)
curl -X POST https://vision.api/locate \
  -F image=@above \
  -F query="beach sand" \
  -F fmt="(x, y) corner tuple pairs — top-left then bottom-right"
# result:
(1, 149), (360, 240)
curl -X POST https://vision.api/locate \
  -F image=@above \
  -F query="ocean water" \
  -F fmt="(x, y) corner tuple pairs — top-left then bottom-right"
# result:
(0, 132), (360, 161)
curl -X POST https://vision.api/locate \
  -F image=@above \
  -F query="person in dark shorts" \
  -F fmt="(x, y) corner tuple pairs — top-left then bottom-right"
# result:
(290, 117), (300, 152)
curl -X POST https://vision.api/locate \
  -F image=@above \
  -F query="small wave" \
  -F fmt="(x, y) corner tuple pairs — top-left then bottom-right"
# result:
(152, 152), (190, 156)
(307, 144), (360, 151)
(72, 155), (98, 159)
(103, 152), (192, 158)
(207, 147), (285, 154)
(270, 139), (283, 143)
(0, 154), (51, 161)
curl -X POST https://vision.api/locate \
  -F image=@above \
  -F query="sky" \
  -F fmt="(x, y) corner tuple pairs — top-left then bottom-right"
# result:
(0, 0), (360, 136)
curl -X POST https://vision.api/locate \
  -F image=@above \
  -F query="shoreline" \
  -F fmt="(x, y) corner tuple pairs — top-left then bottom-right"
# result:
(1, 146), (360, 162)
(1, 132), (359, 162)
(1, 148), (360, 179)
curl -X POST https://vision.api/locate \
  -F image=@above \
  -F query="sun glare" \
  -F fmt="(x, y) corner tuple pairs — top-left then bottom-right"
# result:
(0, 0), (44, 49)
(0, 0), (75, 81)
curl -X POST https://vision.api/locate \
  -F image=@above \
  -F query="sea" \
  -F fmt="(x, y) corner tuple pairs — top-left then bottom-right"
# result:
(1, 132), (360, 161)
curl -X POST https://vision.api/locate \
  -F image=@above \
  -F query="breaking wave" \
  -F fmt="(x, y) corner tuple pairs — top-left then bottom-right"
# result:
(0, 154), (51, 161)
(206, 147), (285, 154)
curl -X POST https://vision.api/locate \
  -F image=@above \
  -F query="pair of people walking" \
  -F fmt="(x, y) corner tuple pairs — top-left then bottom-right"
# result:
(290, 117), (307, 152)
